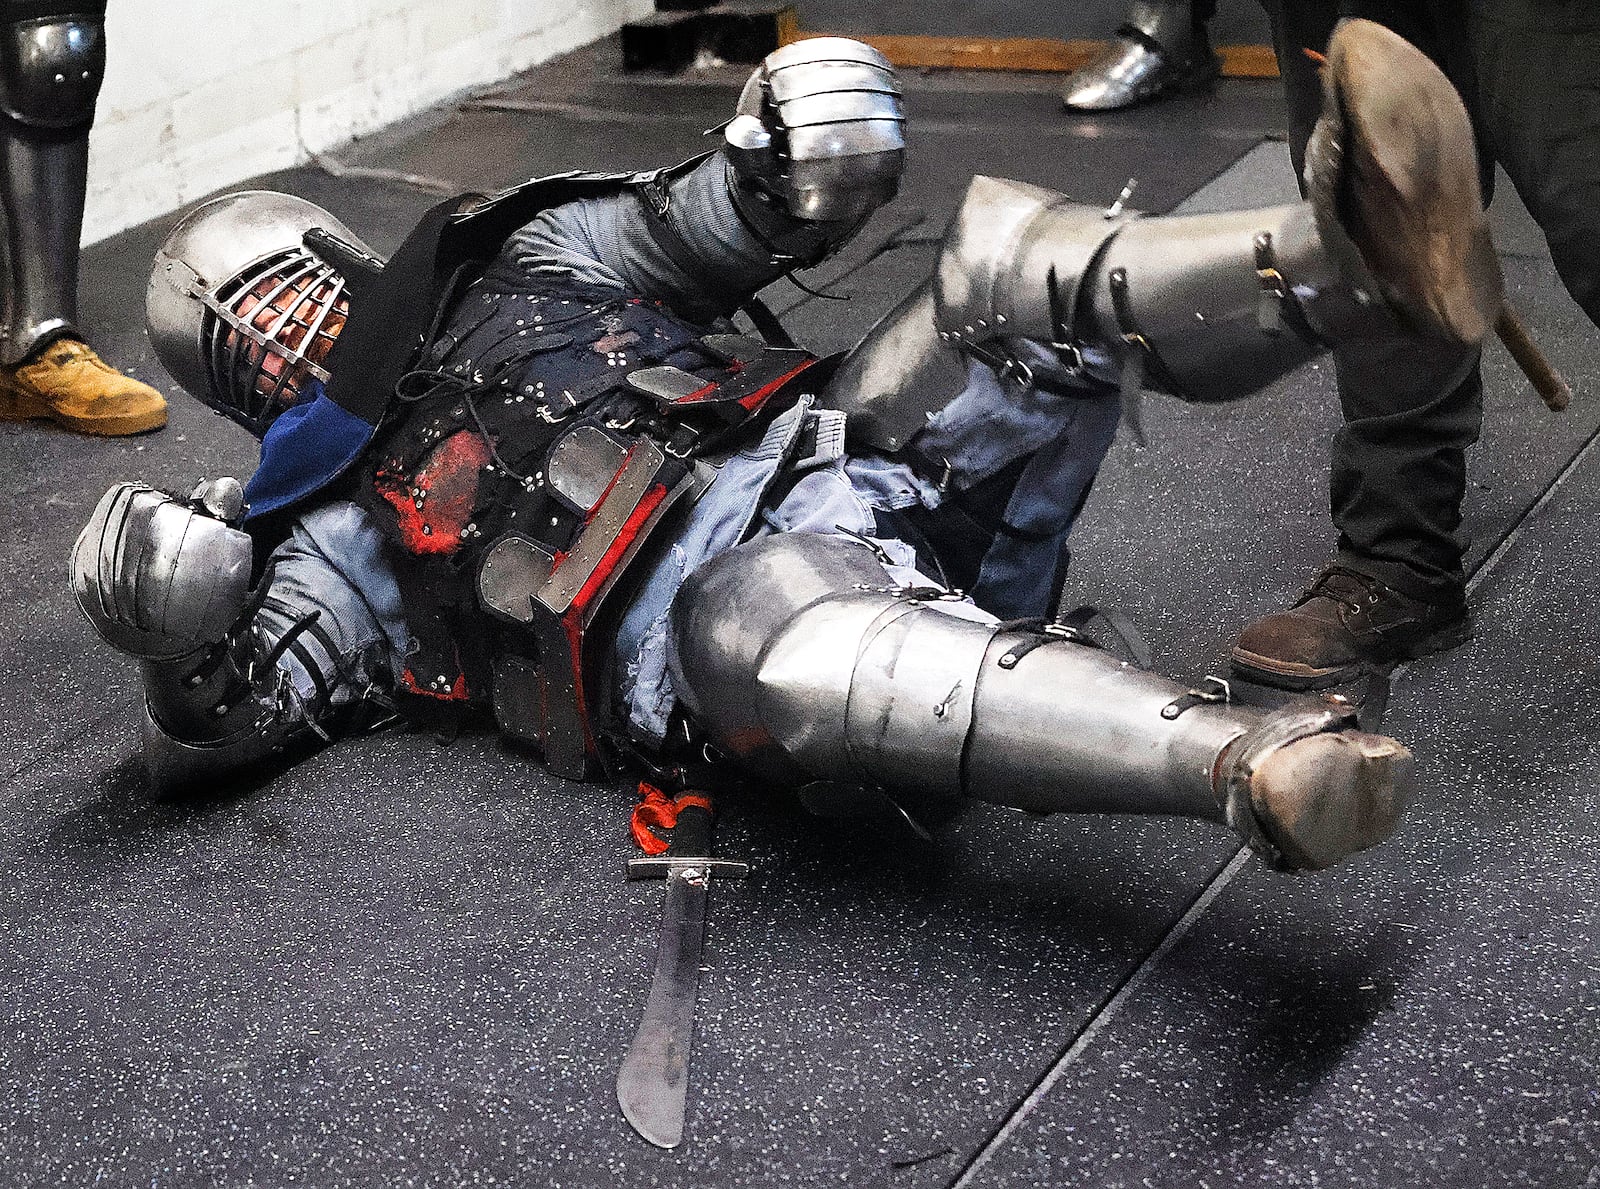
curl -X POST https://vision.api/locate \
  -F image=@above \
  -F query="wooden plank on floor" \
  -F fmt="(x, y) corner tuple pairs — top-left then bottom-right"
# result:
(784, 31), (1280, 78)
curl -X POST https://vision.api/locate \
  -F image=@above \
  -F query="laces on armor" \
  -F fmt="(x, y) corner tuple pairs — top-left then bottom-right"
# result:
(397, 364), (542, 485)
(778, 267), (850, 302)
(831, 525), (896, 566)
(897, 585), (964, 604)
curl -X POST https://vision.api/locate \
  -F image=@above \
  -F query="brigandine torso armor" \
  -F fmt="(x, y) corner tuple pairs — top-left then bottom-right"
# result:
(353, 261), (816, 777)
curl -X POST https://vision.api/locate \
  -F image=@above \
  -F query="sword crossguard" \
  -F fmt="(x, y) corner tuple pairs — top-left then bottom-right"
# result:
(626, 856), (751, 881)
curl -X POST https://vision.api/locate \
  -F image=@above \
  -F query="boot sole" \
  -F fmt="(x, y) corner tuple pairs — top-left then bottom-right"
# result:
(1321, 19), (1503, 345)
(1228, 615), (1475, 692)
(0, 387), (167, 436)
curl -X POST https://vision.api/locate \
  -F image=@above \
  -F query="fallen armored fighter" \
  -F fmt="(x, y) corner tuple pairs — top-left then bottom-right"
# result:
(73, 24), (1501, 874)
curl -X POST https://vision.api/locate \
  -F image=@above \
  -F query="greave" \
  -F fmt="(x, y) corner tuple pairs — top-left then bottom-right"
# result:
(0, 122), (88, 363)
(829, 21), (1500, 450)
(935, 173), (1465, 403)
(671, 533), (1411, 871)
(1075, 197), (1394, 402)
(0, 12), (105, 364)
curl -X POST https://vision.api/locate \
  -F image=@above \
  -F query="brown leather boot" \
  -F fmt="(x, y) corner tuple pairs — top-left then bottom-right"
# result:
(1230, 564), (1472, 690)
(0, 337), (167, 436)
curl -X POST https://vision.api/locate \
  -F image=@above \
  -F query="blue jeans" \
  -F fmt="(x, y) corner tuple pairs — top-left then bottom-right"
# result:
(251, 380), (1122, 745)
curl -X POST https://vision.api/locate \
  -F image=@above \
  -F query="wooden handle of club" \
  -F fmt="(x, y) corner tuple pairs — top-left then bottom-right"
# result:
(1496, 303), (1571, 412)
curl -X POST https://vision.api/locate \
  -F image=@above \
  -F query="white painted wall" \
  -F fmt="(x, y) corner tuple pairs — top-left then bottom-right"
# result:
(84, 0), (652, 244)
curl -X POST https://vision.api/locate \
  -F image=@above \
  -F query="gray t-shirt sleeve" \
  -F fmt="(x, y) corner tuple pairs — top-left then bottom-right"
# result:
(498, 154), (794, 324)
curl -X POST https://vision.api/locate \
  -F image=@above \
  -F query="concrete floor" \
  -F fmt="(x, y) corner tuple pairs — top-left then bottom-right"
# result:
(1, 27), (1597, 1189)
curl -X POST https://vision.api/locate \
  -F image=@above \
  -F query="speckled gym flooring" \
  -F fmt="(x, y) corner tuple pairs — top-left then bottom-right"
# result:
(1, 15), (1596, 1189)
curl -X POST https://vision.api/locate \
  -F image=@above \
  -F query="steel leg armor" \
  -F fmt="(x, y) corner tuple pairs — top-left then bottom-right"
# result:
(1061, 1), (1219, 113)
(0, 2), (105, 363)
(670, 533), (1410, 872)
(826, 18), (1502, 453)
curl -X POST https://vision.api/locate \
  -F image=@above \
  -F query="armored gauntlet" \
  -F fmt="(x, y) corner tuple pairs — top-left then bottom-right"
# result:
(723, 37), (906, 264)
(70, 479), (359, 794)
(70, 478), (253, 661)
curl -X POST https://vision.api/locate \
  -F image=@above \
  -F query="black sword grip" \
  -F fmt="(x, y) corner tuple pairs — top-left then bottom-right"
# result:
(670, 802), (713, 859)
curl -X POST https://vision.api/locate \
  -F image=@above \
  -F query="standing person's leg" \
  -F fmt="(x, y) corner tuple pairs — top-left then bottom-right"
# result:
(1061, 0), (1220, 112)
(0, 0), (166, 436)
(1466, 0), (1600, 329)
(1232, 1), (1489, 689)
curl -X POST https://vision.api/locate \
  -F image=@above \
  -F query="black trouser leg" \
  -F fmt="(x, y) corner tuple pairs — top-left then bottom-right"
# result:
(1467, 1), (1600, 329)
(1329, 338), (1482, 598)
(1259, 0), (1486, 598)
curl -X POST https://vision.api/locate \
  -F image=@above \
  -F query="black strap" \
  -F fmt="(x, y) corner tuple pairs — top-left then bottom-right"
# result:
(323, 171), (644, 428)
(740, 297), (798, 349)
(323, 194), (475, 427)
(1253, 230), (1333, 349)
(1358, 667), (1393, 732)
(1108, 267), (1194, 403)
(1057, 604), (1155, 671)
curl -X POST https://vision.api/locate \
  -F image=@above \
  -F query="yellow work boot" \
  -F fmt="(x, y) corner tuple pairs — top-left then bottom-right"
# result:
(0, 337), (167, 436)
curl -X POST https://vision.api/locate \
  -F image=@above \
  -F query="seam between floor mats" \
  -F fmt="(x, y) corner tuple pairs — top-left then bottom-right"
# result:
(948, 399), (1600, 1187)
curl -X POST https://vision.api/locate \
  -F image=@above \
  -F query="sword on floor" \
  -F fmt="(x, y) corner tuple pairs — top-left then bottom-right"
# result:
(617, 789), (748, 1149)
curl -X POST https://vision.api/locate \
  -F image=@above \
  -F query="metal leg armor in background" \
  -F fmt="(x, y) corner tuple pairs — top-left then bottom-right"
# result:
(1061, 0), (1220, 112)
(670, 533), (1411, 872)
(0, 0), (165, 435)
